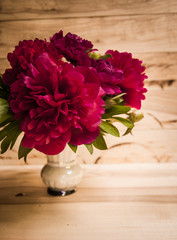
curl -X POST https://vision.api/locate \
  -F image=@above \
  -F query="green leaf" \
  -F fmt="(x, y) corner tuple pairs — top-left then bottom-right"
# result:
(0, 98), (13, 124)
(0, 113), (12, 125)
(112, 117), (134, 128)
(0, 120), (22, 154)
(0, 98), (9, 107)
(85, 144), (93, 154)
(5, 130), (21, 153)
(93, 132), (107, 150)
(99, 53), (112, 60)
(123, 127), (133, 136)
(100, 121), (120, 137)
(68, 143), (78, 153)
(0, 116), (14, 128)
(1, 130), (21, 153)
(0, 98), (11, 121)
(102, 105), (131, 119)
(0, 120), (19, 141)
(0, 112), (11, 121)
(10, 130), (22, 149)
(18, 138), (32, 160)
(1, 137), (10, 154)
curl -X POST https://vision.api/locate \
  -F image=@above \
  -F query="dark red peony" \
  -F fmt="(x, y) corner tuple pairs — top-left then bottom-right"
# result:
(106, 50), (147, 109)
(50, 30), (93, 66)
(3, 39), (60, 86)
(8, 53), (105, 155)
(91, 58), (124, 95)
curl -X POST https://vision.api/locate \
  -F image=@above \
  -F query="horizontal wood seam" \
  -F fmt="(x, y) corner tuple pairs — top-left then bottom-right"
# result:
(0, 12), (176, 23)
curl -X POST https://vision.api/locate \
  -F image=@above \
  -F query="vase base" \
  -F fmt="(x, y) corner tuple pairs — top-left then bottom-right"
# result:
(47, 188), (76, 196)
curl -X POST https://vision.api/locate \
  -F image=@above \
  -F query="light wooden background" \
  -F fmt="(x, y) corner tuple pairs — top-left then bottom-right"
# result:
(0, 0), (177, 164)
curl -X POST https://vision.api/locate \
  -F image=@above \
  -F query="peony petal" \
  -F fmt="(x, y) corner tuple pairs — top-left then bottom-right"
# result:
(70, 126), (100, 145)
(35, 138), (66, 155)
(35, 130), (71, 155)
(106, 50), (147, 109)
(22, 135), (36, 149)
(123, 88), (141, 109)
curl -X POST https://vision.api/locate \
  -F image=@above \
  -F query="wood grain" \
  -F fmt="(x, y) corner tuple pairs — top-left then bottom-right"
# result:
(0, 164), (177, 240)
(0, 0), (177, 20)
(1, 127), (177, 165)
(0, 13), (177, 58)
(0, 203), (177, 240)
(143, 82), (177, 113)
(0, 164), (177, 203)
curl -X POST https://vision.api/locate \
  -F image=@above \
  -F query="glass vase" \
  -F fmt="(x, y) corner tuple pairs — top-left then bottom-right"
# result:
(41, 145), (83, 196)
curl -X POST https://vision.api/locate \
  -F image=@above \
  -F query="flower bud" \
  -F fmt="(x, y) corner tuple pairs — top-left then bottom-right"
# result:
(130, 110), (144, 122)
(104, 98), (116, 109)
(88, 51), (101, 60)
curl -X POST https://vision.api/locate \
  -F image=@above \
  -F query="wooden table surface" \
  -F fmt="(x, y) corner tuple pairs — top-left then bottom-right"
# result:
(0, 163), (177, 240)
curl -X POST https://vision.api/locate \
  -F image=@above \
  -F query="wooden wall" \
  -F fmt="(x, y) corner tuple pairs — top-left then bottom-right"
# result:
(0, 0), (177, 164)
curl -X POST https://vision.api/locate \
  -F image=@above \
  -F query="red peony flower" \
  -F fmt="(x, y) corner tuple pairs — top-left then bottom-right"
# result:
(50, 31), (125, 95)
(106, 50), (147, 109)
(50, 30), (93, 66)
(91, 59), (124, 95)
(8, 53), (104, 155)
(3, 39), (60, 86)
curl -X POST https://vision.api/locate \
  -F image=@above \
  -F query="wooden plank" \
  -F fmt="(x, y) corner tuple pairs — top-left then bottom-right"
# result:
(134, 110), (177, 130)
(0, 14), (177, 58)
(0, 186), (177, 204)
(0, 164), (177, 202)
(0, 128), (177, 165)
(0, 164), (177, 240)
(1, 52), (177, 82)
(0, 202), (177, 240)
(0, 0), (177, 20)
(79, 128), (177, 164)
(142, 81), (177, 114)
(135, 52), (177, 82)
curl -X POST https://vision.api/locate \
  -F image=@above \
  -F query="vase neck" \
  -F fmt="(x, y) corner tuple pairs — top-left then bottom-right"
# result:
(46, 145), (76, 167)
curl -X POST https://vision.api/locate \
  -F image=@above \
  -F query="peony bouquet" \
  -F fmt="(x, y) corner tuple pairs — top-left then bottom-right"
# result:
(0, 30), (147, 161)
